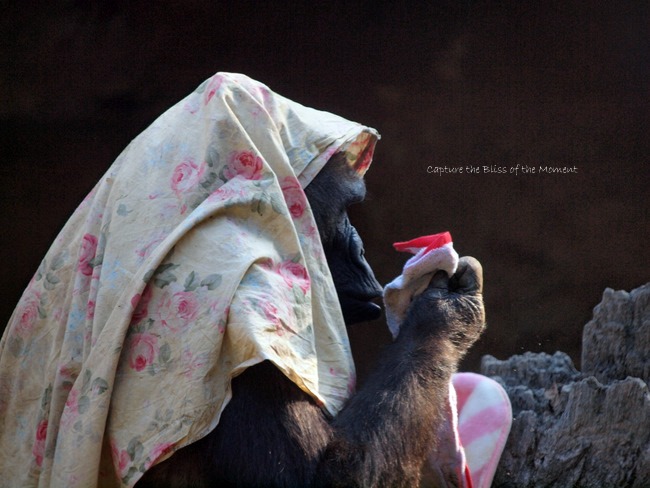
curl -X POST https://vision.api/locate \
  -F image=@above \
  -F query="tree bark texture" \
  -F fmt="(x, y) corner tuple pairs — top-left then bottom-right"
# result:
(480, 283), (650, 487)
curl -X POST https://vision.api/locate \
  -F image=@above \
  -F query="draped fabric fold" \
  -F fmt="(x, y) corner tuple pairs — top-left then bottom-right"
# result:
(0, 73), (379, 487)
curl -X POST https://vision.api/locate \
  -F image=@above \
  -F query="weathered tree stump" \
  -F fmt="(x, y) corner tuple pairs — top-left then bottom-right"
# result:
(481, 283), (650, 487)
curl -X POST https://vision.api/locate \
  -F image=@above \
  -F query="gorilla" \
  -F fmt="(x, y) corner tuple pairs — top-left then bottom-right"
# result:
(0, 73), (485, 487)
(138, 152), (486, 487)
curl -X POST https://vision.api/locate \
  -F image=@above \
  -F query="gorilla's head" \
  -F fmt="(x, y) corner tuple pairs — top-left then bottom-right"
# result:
(305, 152), (383, 326)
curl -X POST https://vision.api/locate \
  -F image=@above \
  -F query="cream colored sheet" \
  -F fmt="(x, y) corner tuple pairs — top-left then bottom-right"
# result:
(0, 73), (379, 487)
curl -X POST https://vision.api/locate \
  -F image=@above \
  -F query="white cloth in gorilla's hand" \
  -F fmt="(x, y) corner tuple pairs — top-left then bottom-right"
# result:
(383, 231), (459, 339)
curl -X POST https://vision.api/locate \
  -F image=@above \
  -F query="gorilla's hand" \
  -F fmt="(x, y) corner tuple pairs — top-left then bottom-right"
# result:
(403, 256), (485, 355)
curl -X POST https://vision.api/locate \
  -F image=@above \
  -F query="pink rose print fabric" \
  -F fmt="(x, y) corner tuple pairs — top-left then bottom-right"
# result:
(277, 260), (311, 294)
(280, 176), (308, 218)
(0, 72), (379, 487)
(78, 233), (99, 276)
(222, 150), (264, 180)
(171, 159), (205, 197)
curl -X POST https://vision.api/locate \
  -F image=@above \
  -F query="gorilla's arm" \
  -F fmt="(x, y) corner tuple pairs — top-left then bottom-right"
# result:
(317, 258), (484, 487)
(138, 259), (483, 488)
(137, 152), (485, 487)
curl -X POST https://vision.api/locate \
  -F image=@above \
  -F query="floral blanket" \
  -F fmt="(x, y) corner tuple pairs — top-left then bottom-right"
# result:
(0, 73), (379, 487)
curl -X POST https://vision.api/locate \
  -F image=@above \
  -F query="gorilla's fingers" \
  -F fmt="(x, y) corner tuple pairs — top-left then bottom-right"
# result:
(449, 256), (483, 294)
(428, 270), (450, 291)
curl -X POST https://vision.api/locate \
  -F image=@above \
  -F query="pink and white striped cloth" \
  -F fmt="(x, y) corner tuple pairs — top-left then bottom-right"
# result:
(452, 373), (512, 487)
(383, 233), (512, 487)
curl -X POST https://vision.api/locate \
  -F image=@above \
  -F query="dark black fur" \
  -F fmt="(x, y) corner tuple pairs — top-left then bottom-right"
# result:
(137, 153), (485, 487)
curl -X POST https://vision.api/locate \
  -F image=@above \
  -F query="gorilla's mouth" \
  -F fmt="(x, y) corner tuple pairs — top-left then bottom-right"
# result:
(339, 294), (383, 325)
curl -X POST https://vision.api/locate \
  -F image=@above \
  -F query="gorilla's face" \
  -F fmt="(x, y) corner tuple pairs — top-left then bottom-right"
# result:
(305, 153), (383, 325)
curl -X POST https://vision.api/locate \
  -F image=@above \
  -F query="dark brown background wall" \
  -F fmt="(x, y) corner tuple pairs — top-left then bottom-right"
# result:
(1, 1), (648, 375)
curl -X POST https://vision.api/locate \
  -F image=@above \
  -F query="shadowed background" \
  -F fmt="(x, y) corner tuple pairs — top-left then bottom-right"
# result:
(1, 1), (648, 377)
